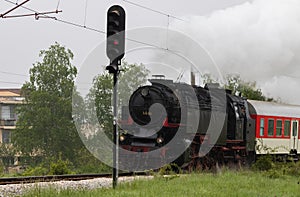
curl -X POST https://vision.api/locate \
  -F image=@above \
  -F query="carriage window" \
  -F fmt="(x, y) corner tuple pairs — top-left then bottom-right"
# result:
(284, 120), (290, 137)
(268, 119), (274, 136)
(276, 120), (282, 136)
(260, 118), (264, 136)
(292, 122), (298, 137)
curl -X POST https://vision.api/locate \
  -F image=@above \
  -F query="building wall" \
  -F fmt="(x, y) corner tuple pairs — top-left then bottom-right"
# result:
(0, 89), (23, 167)
(0, 105), (19, 143)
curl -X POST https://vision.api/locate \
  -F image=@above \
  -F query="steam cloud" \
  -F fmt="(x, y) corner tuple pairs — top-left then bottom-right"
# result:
(172, 0), (300, 104)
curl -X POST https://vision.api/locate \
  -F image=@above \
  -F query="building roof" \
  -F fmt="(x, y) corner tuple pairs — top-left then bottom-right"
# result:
(0, 91), (19, 97)
(0, 88), (23, 104)
(248, 100), (300, 118)
(0, 89), (21, 96)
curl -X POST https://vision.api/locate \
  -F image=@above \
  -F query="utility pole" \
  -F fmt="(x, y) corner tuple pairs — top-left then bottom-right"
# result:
(106, 5), (126, 189)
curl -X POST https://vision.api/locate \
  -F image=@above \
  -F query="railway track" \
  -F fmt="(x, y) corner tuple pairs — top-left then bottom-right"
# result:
(0, 172), (147, 185)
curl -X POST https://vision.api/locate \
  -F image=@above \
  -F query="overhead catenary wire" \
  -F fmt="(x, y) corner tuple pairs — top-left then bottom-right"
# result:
(2, 0), (194, 86)
(120, 0), (194, 53)
(1, 0), (192, 52)
(0, 80), (23, 85)
(0, 0), (30, 18)
(56, 0), (61, 11)
(0, 70), (28, 77)
(2, 0), (176, 52)
(3, 10), (62, 19)
(121, 0), (187, 22)
(1, 0), (192, 90)
(1, 0), (62, 19)
(83, 0), (88, 27)
(166, 15), (170, 50)
(2, 0), (105, 33)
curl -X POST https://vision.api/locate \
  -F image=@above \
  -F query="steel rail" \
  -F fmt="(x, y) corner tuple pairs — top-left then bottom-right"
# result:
(0, 172), (147, 185)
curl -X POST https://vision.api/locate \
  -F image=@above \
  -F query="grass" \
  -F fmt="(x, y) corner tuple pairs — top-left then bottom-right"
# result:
(24, 171), (300, 197)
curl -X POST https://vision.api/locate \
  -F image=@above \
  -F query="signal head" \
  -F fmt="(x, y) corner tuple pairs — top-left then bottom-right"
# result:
(106, 5), (126, 62)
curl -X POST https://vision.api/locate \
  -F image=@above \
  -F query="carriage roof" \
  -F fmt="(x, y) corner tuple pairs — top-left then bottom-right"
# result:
(248, 100), (300, 118)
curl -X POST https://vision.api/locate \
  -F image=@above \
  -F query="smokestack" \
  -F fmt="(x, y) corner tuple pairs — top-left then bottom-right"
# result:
(191, 71), (195, 86)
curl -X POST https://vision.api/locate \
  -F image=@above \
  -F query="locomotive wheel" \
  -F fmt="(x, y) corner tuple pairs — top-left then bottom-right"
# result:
(195, 159), (203, 172)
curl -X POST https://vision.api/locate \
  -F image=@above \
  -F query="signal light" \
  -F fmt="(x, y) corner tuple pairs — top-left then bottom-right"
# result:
(106, 5), (126, 64)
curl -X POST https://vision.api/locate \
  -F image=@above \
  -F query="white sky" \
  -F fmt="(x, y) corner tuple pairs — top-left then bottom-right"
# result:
(0, 0), (250, 85)
(2, 0), (300, 105)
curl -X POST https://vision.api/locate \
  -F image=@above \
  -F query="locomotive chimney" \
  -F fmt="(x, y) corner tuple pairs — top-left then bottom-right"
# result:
(191, 71), (195, 86)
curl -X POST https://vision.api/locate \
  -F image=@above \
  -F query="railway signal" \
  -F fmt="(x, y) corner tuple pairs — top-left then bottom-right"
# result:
(106, 5), (126, 73)
(105, 5), (126, 189)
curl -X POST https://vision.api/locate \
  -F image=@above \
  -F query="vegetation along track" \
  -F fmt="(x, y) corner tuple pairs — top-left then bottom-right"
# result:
(0, 172), (147, 185)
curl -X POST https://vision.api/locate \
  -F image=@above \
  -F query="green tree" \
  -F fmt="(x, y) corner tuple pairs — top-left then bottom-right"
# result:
(201, 73), (273, 101)
(201, 73), (216, 84)
(13, 43), (84, 165)
(0, 144), (16, 173)
(225, 74), (273, 101)
(86, 62), (150, 137)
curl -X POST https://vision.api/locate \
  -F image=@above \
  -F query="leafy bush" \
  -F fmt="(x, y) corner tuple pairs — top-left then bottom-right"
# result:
(21, 165), (48, 176)
(158, 163), (182, 175)
(252, 155), (273, 171)
(75, 162), (111, 174)
(49, 157), (74, 175)
(264, 168), (282, 179)
(0, 160), (4, 176)
(252, 154), (300, 179)
(283, 161), (300, 177)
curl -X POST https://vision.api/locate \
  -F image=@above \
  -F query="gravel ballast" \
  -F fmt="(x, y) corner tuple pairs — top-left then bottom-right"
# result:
(0, 176), (152, 196)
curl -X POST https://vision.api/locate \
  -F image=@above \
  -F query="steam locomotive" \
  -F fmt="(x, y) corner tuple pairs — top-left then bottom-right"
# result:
(119, 76), (300, 170)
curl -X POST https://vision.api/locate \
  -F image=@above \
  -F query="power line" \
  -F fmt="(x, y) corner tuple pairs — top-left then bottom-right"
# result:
(1, 0), (62, 19)
(55, 18), (105, 34)
(2, 0), (171, 50)
(0, 0), (30, 18)
(2, 0), (104, 33)
(83, 0), (88, 27)
(56, 0), (61, 11)
(3, 0), (186, 62)
(0, 80), (23, 85)
(121, 0), (187, 22)
(0, 70), (28, 77)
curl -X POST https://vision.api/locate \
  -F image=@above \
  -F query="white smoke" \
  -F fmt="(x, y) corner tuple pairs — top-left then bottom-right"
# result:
(172, 0), (300, 104)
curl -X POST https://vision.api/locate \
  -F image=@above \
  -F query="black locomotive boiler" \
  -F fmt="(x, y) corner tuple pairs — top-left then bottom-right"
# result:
(119, 77), (256, 170)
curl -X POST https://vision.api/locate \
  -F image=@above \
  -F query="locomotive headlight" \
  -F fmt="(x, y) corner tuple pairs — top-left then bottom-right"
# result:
(141, 88), (149, 97)
(120, 135), (126, 142)
(156, 136), (164, 144)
